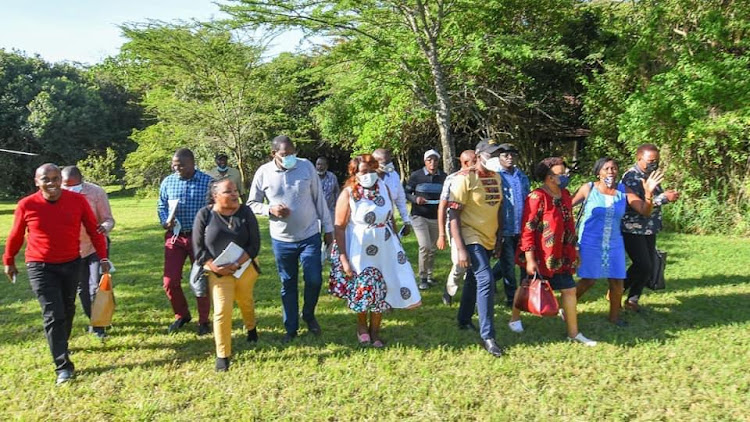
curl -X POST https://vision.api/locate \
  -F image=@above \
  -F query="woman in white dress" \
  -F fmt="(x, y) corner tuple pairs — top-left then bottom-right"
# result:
(329, 154), (421, 347)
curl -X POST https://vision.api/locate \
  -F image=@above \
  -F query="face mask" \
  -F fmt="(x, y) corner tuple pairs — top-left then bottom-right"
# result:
(380, 162), (395, 173)
(557, 174), (570, 189)
(645, 162), (659, 173)
(483, 157), (502, 173)
(357, 172), (379, 188)
(217, 165), (228, 172)
(280, 154), (297, 169)
(64, 184), (83, 193)
(603, 176), (615, 188)
(170, 219), (182, 244)
(317, 170), (326, 176)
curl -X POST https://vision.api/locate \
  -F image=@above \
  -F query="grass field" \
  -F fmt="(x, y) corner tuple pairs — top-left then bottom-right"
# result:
(1, 192), (749, 421)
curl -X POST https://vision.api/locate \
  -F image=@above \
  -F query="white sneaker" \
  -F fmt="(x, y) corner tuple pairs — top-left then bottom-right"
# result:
(568, 332), (597, 347)
(508, 320), (524, 333)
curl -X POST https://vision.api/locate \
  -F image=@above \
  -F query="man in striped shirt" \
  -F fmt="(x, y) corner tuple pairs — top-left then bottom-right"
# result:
(157, 148), (213, 335)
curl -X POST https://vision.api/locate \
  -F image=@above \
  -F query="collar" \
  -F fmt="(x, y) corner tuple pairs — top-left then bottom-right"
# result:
(630, 164), (646, 176)
(499, 166), (517, 175)
(423, 167), (441, 176)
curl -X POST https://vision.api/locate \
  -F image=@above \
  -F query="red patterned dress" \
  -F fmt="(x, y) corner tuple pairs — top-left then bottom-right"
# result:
(517, 188), (578, 278)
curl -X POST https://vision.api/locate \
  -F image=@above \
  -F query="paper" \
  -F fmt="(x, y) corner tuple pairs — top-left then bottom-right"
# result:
(167, 199), (179, 223)
(233, 259), (252, 278)
(213, 242), (245, 267)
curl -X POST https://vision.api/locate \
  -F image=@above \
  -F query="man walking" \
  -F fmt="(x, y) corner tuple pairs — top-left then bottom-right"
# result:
(405, 149), (446, 290)
(157, 148), (213, 335)
(436, 150), (476, 306)
(248, 135), (333, 342)
(621, 144), (679, 311)
(4, 164), (110, 384)
(491, 144), (530, 307)
(372, 148), (411, 236)
(450, 141), (504, 357)
(207, 152), (244, 199)
(61, 166), (115, 338)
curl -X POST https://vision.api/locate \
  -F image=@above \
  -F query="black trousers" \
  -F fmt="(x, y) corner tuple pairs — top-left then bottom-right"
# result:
(26, 259), (82, 374)
(623, 233), (656, 301)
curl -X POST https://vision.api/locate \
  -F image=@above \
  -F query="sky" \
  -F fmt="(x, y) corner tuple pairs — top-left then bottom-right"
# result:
(0, 0), (310, 65)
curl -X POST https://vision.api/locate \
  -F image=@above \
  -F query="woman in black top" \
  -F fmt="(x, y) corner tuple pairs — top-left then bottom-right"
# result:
(193, 178), (261, 372)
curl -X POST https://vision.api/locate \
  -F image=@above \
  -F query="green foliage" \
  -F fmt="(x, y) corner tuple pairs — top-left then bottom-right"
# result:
(77, 147), (119, 186)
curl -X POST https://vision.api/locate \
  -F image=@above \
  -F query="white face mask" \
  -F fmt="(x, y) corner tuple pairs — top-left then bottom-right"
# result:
(64, 184), (83, 193)
(357, 172), (379, 188)
(380, 162), (395, 173)
(483, 157), (503, 173)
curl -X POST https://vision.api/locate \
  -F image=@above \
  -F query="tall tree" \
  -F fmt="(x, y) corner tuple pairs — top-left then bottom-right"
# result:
(223, 0), (464, 172)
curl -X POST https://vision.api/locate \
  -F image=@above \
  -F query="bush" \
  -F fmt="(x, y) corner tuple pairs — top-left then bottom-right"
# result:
(77, 148), (118, 186)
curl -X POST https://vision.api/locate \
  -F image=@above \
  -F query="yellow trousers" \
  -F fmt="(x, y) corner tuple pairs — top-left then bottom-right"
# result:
(208, 264), (258, 358)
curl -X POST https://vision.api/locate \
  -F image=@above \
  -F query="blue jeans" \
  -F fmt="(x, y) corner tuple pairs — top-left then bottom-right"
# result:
(271, 233), (323, 335)
(457, 244), (496, 340)
(492, 235), (520, 304)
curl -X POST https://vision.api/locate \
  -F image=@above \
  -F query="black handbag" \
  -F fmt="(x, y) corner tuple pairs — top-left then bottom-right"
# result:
(189, 262), (209, 297)
(647, 249), (667, 290)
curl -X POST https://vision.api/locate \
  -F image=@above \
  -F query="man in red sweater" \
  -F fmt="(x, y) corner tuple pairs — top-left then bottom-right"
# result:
(4, 164), (110, 385)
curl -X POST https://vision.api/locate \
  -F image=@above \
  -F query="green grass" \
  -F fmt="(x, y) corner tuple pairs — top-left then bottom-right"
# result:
(1, 193), (749, 421)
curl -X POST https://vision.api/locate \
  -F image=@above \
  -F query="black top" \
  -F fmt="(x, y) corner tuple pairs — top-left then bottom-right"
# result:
(192, 205), (260, 267)
(404, 167), (447, 219)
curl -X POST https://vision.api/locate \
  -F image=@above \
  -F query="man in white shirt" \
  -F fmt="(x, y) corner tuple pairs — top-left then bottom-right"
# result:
(372, 148), (411, 235)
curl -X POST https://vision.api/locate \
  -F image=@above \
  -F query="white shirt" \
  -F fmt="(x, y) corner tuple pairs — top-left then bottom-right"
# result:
(381, 171), (411, 224)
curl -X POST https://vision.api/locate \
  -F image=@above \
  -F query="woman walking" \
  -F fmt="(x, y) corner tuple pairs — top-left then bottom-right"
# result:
(329, 154), (421, 348)
(193, 178), (261, 371)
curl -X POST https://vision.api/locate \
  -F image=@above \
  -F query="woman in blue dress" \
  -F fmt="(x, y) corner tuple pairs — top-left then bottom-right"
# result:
(572, 157), (661, 325)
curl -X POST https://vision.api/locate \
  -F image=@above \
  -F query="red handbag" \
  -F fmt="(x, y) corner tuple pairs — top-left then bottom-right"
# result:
(514, 273), (560, 317)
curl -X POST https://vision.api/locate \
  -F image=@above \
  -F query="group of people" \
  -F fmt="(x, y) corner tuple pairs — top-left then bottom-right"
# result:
(3, 135), (678, 381)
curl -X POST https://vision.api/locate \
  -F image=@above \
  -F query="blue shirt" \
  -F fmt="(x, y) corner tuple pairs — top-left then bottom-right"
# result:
(498, 167), (530, 236)
(157, 170), (213, 230)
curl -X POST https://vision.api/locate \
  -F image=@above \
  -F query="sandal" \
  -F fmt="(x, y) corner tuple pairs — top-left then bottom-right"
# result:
(357, 331), (371, 345)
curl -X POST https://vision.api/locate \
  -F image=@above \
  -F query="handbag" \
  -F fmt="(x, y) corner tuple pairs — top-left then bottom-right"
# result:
(91, 273), (116, 326)
(647, 249), (667, 290)
(189, 262), (209, 297)
(514, 273), (560, 317)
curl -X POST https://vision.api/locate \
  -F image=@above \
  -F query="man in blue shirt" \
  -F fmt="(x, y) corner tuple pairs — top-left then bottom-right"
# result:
(157, 148), (213, 335)
(491, 143), (530, 307)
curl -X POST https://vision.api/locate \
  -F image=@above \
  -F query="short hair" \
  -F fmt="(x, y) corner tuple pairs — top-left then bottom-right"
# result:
(35, 163), (60, 178)
(206, 177), (235, 205)
(534, 157), (565, 181)
(61, 165), (83, 181)
(592, 157), (617, 177)
(316, 156), (329, 163)
(636, 144), (659, 158)
(174, 148), (194, 161)
(271, 135), (294, 151)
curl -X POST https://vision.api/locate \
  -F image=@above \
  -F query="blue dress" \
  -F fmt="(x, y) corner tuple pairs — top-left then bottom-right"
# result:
(577, 183), (627, 279)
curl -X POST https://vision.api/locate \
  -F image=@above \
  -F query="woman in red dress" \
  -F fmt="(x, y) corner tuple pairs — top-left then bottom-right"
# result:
(508, 157), (597, 346)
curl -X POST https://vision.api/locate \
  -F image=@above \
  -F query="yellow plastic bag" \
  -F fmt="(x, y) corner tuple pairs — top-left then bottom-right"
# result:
(90, 273), (115, 326)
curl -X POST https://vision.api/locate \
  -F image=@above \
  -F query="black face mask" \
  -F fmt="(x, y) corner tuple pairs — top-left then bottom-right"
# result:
(645, 162), (659, 173)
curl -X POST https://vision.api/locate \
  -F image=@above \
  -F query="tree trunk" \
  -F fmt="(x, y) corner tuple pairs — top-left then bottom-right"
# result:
(424, 34), (455, 173)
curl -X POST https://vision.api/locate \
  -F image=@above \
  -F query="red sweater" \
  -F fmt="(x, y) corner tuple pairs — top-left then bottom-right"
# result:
(3, 190), (108, 265)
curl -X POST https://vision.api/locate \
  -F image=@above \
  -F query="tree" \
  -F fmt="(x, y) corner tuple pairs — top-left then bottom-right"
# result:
(223, 0), (465, 172)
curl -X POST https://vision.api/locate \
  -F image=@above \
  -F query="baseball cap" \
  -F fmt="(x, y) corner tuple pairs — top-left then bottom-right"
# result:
(475, 139), (501, 155)
(423, 149), (441, 160)
(497, 143), (518, 154)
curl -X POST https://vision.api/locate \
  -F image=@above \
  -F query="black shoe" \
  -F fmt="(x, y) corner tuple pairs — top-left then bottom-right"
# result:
(418, 279), (429, 290)
(426, 277), (437, 287)
(91, 326), (107, 339)
(442, 289), (452, 306)
(215, 357), (230, 372)
(168, 316), (192, 333)
(612, 319), (629, 327)
(282, 332), (297, 343)
(482, 338), (503, 358)
(56, 369), (75, 385)
(458, 322), (477, 331)
(306, 319), (322, 336)
(247, 328), (258, 343)
(197, 323), (211, 336)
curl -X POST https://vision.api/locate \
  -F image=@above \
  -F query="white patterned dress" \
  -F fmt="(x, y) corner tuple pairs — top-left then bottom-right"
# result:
(329, 181), (422, 312)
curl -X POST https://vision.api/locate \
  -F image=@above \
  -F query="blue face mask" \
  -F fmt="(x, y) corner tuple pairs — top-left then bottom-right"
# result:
(217, 165), (228, 172)
(280, 154), (297, 170)
(557, 174), (570, 189)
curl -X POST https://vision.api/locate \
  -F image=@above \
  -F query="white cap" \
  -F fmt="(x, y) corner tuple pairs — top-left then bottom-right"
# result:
(423, 149), (441, 160)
